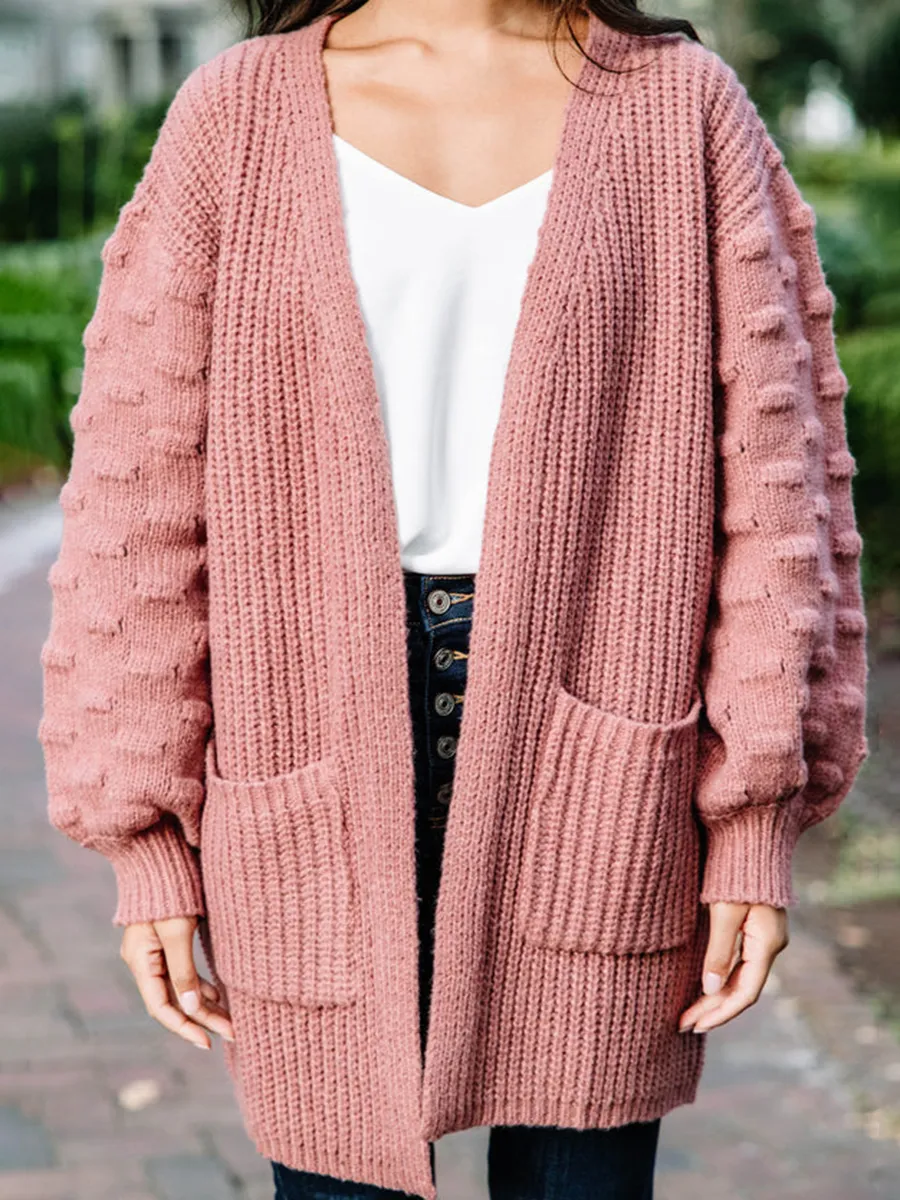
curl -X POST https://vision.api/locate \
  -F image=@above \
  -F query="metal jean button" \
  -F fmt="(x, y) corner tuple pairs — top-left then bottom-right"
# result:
(434, 692), (456, 716)
(427, 588), (451, 615)
(436, 734), (457, 759)
(436, 782), (453, 804)
(433, 646), (454, 671)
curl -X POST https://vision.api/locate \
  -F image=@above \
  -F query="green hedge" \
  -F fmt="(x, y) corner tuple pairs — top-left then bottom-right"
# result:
(0, 92), (171, 486)
(0, 96), (171, 244)
(838, 325), (900, 593)
(790, 138), (900, 333)
(0, 237), (101, 482)
(787, 139), (900, 593)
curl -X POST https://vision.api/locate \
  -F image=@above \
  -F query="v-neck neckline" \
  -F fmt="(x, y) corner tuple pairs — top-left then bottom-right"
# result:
(293, 7), (607, 372)
(283, 5), (613, 517)
(278, 7), (635, 705)
(331, 132), (554, 214)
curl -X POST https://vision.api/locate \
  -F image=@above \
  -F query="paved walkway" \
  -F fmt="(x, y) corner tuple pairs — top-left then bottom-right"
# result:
(1, 502), (898, 1199)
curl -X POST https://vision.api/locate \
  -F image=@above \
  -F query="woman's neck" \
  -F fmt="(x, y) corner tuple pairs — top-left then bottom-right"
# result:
(343, 0), (590, 46)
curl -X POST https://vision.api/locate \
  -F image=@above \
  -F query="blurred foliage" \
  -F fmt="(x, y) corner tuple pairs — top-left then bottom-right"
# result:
(787, 136), (900, 594)
(0, 94), (171, 243)
(741, 0), (842, 125)
(837, 326), (900, 595)
(700, 0), (900, 136)
(0, 91), (170, 491)
(842, 7), (900, 137)
(0, 236), (102, 485)
(791, 140), (900, 333)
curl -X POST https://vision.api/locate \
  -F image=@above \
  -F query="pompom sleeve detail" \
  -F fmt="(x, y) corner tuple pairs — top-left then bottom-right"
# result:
(693, 59), (869, 908)
(38, 63), (224, 926)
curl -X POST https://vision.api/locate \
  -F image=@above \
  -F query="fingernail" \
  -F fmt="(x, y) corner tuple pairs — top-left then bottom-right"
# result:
(223, 1032), (235, 1043)
(179, 989), (200, 1014)
(678, 1025), (694, 1034)
(194, 1041), (211, 1050)
(703, 972), (722, 995)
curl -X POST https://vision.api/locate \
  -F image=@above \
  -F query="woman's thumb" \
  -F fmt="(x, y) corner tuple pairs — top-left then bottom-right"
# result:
(154, 915), (201, 1012)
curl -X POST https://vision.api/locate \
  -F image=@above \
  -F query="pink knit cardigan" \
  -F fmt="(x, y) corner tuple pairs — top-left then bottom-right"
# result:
(39, 11), (869, 1197)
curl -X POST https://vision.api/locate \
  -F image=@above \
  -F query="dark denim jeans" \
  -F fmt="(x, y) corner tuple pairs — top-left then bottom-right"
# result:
(270, 570), (662, 1200)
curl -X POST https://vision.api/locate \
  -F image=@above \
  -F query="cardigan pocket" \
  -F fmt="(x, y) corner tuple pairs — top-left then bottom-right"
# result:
(514, 685), (703, 954)
(199, 736), (361, 1006)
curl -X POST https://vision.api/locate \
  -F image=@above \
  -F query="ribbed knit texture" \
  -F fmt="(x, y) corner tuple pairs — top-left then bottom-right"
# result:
(38, 13), (868, 1198)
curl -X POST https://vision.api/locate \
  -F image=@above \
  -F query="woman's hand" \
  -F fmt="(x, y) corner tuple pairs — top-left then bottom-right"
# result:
(678, 902), (789, 1034)
(120, 916), (235, 1049)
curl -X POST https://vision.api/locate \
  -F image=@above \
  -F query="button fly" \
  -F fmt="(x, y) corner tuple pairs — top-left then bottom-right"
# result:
(436, 782), (453, 804)
(433, 647), (454, 671)
(434, 692), (456, 717)
(427, 588), (451, 615)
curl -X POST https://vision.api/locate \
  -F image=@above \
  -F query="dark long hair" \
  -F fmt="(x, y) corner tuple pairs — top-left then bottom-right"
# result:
(235, 1), (701, 71)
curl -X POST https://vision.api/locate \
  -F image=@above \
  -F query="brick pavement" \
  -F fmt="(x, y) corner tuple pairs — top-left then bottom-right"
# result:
(2, 525), (899, 1199)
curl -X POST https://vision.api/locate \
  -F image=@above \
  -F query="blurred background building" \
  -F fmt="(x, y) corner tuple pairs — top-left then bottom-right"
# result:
(0, 0), (237, 109)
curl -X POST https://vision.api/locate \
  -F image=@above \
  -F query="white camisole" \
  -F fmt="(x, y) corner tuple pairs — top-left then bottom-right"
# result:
(332, 133), (553, 574)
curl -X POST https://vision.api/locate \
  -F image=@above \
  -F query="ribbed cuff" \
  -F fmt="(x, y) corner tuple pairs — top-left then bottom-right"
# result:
(698, 801), (805, 909)
(103, 818), (206, 926)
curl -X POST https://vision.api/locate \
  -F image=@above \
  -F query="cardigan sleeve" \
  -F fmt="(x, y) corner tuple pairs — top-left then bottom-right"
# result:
(38, 62), (224, 927)
(692, 56), (869, 909)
